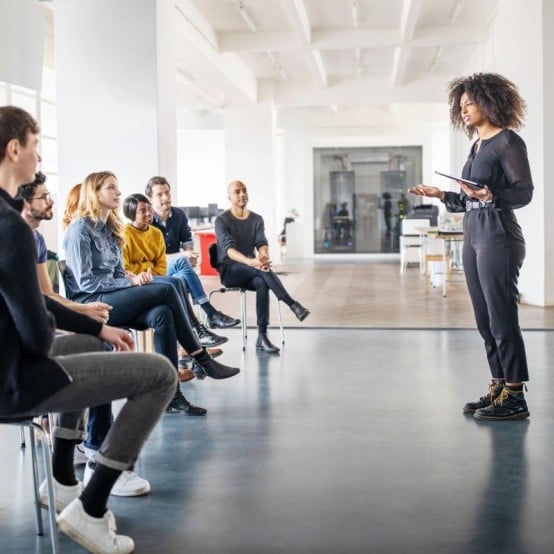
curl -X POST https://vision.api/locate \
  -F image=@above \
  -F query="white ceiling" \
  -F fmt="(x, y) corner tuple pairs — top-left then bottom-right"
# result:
(174, 0), (500, 112)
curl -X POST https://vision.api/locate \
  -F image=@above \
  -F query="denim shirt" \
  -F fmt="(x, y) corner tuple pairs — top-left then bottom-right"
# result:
(63, 217), (131, 300)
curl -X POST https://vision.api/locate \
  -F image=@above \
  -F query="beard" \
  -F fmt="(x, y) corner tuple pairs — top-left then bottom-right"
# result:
(29, 207), (54, 221)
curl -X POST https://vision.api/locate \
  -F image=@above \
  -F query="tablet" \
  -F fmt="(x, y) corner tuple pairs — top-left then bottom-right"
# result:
(434, 171), (484, 190)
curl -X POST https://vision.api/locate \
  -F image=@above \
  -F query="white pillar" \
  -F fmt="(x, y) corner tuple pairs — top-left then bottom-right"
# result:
(461, 0), (553, 305)
(53, 0), (177, 216)
(223, 81), (279, 249)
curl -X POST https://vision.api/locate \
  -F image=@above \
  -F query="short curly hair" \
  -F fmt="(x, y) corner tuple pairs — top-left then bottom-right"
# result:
(447, 73), (527, 138)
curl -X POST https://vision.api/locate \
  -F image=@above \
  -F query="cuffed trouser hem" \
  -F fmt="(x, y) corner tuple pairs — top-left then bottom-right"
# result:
(51, 426), (87, 442)
(94, 453), (133, 472)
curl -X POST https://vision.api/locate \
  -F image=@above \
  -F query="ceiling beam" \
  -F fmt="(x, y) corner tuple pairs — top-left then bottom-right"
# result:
(391, 0), (422, 86)
(281, 0), (327, 87)
(174, 0), (258, 103)
(219, 25), (488, 53)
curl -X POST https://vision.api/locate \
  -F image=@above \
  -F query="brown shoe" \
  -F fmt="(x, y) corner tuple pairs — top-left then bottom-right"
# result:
(207, 348), (223, 358)
(178, 368), (195, 382)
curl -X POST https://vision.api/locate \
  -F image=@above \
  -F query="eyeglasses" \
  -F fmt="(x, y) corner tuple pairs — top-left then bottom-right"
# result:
(32, 192), (52, 202)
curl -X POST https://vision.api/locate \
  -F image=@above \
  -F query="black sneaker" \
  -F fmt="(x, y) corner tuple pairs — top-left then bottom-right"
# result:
(463, 382), (505, 413)
(208, 310), (240, 329)
(194, 324), (228, 347)
(166, 390), (207, 416)
(474, 387), (530, 421)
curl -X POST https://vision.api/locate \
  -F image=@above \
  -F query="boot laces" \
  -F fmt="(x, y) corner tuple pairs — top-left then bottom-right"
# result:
(492, 387), (510, 406)
(480, 382), (501, 402)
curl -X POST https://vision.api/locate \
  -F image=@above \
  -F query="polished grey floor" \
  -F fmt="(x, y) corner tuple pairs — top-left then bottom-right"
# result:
(2, 328), (554, 553)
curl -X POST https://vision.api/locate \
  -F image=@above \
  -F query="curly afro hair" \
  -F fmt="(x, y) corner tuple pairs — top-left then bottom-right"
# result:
(447, 73), (527, 139)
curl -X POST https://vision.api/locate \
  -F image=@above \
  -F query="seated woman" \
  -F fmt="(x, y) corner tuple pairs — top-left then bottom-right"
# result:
(63, 171), (240, 414)
(122, 193), (227, 351)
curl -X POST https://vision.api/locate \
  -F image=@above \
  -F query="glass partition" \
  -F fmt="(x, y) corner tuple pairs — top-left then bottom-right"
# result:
(313, 146), (422, 254)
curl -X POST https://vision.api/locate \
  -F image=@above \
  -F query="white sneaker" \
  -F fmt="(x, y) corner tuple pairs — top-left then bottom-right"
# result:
(84, 462), (151, 497)
(74, 445), (89, 466)
(57, 498), (135, 554)
(39, 478), (83, 513)
(84, 446), (98, 462)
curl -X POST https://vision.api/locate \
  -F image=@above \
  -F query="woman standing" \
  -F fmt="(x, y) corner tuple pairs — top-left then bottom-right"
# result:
(410, 73), (533, 420)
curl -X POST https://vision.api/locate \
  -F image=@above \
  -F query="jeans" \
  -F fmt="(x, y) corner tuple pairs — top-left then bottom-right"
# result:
(168, 256), (208, 304)
(152, 275), (201, 329)
(77, 281), (201, 368)
(220, 264), (293, 331)
(21, 334), (176, 471)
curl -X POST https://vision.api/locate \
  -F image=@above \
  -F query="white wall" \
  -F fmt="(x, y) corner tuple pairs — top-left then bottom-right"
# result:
(460, 0), (550, 305)
(176, 128), (226, 207)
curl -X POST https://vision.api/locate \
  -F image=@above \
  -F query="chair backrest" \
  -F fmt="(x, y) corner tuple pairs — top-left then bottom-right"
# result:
(208, 243), (219, 270)
(401, 218), (430, 236)
(57, 259), (68, 297)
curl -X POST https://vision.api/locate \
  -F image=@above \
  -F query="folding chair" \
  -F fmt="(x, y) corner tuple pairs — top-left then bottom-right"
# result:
(206, 243), (284, 350)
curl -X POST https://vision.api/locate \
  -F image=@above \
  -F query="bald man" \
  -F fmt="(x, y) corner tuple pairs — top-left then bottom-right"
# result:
(213, 180), (310, 353)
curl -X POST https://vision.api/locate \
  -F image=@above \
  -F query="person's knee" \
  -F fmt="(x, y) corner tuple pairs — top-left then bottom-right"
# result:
(169, 256), (193, 275)
(147, 306), (174, 328)
(144, 353), (177, 389)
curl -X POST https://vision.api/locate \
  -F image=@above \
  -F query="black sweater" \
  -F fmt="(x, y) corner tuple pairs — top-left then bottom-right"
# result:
(0, 188), (101, 416)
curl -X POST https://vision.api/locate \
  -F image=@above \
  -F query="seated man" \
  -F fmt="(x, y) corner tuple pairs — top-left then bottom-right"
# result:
(0, 105), (176, 553)
(214, 180), (310, 353)
(146, 175), (240, 329)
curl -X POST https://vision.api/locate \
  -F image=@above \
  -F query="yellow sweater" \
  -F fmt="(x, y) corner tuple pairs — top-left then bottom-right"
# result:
(122, 223), (167, 275)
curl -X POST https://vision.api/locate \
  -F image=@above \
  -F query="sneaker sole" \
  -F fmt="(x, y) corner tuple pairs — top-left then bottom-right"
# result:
(111, 485), (150, 497)
(474, 411), (530, 421)
(58, 518), (123, 554)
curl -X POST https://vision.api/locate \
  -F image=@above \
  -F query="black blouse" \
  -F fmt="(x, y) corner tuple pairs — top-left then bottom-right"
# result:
(444, 129), (534, 213)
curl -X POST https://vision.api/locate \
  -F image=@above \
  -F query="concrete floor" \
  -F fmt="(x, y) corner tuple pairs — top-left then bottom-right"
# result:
(1, 328), (554, 553)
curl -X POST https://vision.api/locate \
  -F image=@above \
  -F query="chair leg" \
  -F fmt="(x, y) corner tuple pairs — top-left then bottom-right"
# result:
(28, 426), (44, 537)
(277, 301), (285, 345)
(240, 290), (247, 350)
(31, 422), (60, 553)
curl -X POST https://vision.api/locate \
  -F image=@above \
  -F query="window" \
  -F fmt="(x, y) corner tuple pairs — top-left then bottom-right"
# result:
(313, 146), (422, 254)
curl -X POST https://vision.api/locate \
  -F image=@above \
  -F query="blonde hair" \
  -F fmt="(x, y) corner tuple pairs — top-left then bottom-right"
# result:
(62, 183), (81, 230)
(78, 171), (124, 246)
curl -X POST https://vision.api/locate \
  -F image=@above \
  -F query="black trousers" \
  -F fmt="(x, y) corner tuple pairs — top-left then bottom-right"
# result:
(220, 263), (292, 332)
(462, 208), (529, 382)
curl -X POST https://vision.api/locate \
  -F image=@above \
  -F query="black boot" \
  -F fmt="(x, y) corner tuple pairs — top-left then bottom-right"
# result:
(193, 323), (228, 347)
(290, 301), (310, 322)
(474, 387), (530, 421)
(208, 310), (240, 329)
(192, 349), (240, 380)
(463, 381), (505, 413)
(166, 387), (207, 416)
(256, 332), (280, 354)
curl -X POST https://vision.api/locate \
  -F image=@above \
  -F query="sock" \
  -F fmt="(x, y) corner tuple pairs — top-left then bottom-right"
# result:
(80, 462), (121, 518)
(492, 378), (505, 386)
(200, 301), (216, 318)
(192, 348), (211, 365)
(52, 438), (78, 486)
